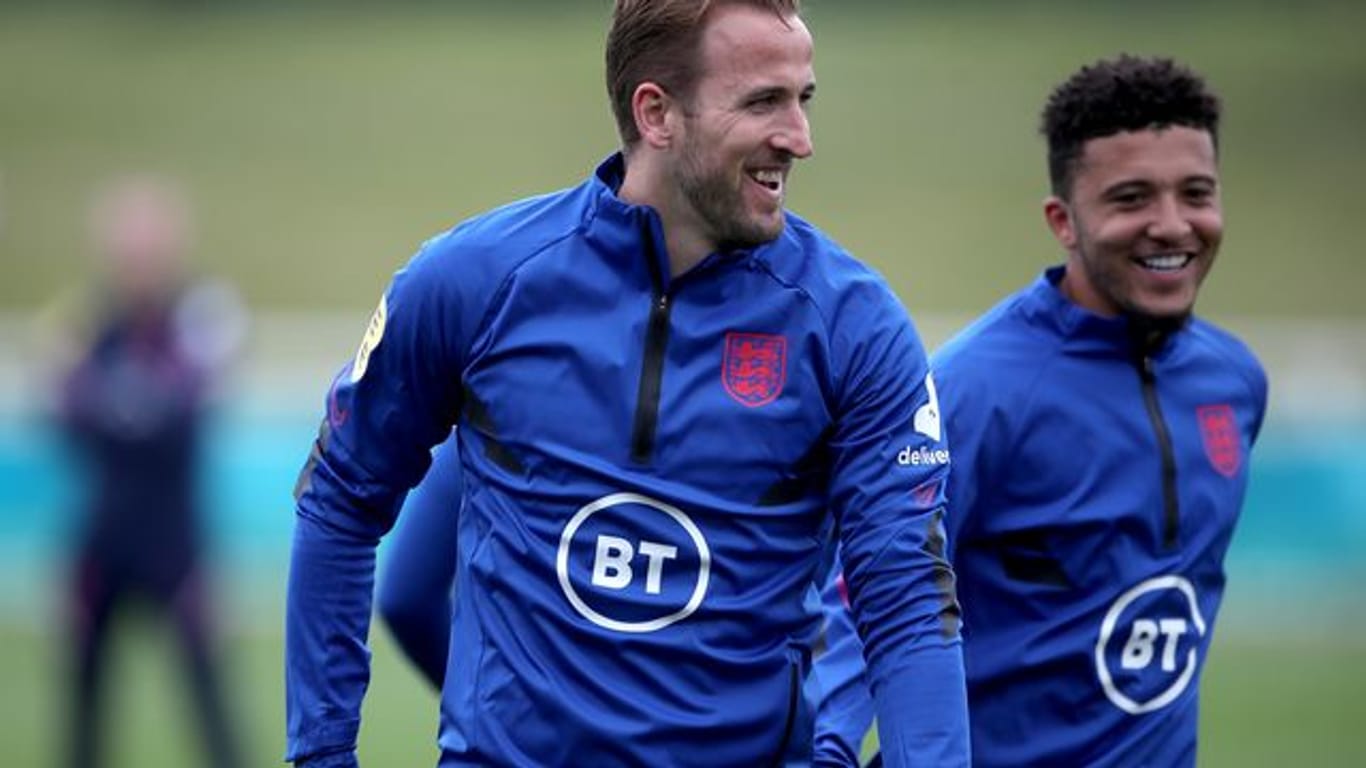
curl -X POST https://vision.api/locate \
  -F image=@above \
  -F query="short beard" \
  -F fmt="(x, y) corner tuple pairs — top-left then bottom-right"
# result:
(676, 131), (781, 251)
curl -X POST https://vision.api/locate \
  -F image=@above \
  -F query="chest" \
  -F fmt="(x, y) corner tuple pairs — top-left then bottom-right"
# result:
(460, 262), (835, 501)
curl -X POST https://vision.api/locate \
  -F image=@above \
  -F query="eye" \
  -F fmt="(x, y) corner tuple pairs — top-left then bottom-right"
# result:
(746, 93), (780, 112)
(1109, 190), (1147, 208)
(1183, 185), (1217, 206)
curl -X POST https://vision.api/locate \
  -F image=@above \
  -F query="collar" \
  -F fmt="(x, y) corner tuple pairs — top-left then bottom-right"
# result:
(1022, 265), (1187, 360)
(585, 153), (763, 287)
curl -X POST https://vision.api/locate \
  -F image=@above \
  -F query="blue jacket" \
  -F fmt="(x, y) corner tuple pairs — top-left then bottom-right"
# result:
(813, 267), (1267, 767)
(376, 429), (463, 689)
(286, 154), (968, 767)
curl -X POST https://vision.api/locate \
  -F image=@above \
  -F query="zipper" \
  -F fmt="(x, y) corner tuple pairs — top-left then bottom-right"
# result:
(630, 230), (672, 464)
(1136, 354), (1180, 549)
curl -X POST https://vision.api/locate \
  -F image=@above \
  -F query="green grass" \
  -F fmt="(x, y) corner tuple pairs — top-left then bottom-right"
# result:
(0, 619), (1360, 767)
(1, 4), (1364, 318)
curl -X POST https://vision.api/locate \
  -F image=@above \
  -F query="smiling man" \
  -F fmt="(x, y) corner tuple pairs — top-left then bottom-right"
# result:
(812, 55), (1268, 767)
(284, 2), (968, 766)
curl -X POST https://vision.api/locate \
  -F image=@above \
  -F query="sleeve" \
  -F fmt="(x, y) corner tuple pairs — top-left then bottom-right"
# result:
(810, 565), (877, 767)
(824, 284), (969, 768)
(285, 235), (479, 764)
(376, 429), (463, 690)
(931, 339), (999, 561)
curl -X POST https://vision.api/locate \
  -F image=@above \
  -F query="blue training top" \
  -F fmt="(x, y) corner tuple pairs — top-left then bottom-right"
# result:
(286, 154), (969, 767)
(813, 266), (1267, 767)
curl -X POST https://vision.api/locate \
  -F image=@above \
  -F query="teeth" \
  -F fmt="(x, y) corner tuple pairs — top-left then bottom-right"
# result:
(751, 169), (782, 190)
(1139, 253), (1192, 272)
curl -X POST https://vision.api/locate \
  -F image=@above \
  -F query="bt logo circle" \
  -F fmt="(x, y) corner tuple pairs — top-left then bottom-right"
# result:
(556, 493), (711, 634)
(1094, 575), (1207, 715)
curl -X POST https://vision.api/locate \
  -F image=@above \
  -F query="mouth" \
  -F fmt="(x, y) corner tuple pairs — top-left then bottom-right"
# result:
(746, 167), (785, 198)
(1134, 251), (1195, 273)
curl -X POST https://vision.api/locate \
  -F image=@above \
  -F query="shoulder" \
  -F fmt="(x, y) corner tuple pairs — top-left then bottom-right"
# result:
(1184, 316), (1268, 401)
(933, 287), (1054, 400)
(757, 212), (907, 330)
(413, 183), (592, 287)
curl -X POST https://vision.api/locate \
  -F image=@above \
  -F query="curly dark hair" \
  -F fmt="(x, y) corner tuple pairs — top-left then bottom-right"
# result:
(1041, 54), (1221, 198)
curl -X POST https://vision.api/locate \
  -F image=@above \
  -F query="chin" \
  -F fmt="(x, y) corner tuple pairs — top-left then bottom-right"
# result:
(1125, 304), (1195, 336)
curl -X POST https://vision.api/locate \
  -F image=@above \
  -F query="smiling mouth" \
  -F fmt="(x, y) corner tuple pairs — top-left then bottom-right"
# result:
(1136, 252), (1194, 273)
(747, 168), (783, 194)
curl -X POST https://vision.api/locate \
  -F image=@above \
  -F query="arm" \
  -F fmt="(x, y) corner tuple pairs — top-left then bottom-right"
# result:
(285, 239), (471, 765)
(825, 291), (969, 768)
(811, 336), (1000, 766)
(376, 429), (463, 690)
(810, 566), (877, 767)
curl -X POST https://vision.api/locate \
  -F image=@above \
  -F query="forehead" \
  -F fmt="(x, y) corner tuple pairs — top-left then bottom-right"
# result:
(1075, 126), (1218, 189)
(695, 4), (814, 92)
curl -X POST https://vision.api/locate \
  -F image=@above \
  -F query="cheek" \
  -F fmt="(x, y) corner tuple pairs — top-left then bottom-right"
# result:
(1193, 211), (1225, 245)
(1086, 215), (1144, 249)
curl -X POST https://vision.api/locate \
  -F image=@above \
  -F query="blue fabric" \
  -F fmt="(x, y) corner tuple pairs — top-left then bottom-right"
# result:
(376, 431), (462, 689)
(286, 154), (968, 767)
(812, 266), (1268, 767)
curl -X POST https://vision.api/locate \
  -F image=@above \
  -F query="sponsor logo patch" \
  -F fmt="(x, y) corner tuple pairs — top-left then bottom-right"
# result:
(1094, 575), (1207, 715)
(722, 332), (787, 407)
(557, 493), (711, 633)
(913, 373), (942, 442)
(350, 294), (387, 384)
(1197, 404), (1241, 477)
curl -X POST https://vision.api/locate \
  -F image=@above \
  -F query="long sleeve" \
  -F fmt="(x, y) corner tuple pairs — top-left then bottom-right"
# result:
(824, 286), (969, 767)
(284, 235), (475, 764)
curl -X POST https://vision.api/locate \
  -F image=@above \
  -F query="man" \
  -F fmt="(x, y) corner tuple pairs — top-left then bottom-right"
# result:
(812, 54), (1268, 767)
(285, 2), (968, 766)
(50, 176), (246, 768)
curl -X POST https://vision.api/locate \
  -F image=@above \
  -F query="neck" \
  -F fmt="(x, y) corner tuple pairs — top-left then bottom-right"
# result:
(618, 155), (712, 278)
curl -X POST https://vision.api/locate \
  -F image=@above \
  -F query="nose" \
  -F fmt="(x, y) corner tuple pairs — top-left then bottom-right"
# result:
(1147, 193), (1193, 242)
(771, 104), (814, 159)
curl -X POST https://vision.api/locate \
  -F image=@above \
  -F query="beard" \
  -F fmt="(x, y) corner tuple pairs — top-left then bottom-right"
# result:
(675, 132), (784, 251)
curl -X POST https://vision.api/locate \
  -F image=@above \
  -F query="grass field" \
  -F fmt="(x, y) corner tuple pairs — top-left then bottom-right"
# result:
(1, 3), (1365, 318)
(0, 619), (1361, 767)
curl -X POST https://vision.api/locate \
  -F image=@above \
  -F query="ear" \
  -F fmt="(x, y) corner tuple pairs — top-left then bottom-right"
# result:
(632, 82), (676, 150)
(1043, 195), (1077, 250)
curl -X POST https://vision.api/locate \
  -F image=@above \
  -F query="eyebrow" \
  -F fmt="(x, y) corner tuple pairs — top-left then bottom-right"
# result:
(1101, 173), (1219, 195)
(741, 81), (816, 102)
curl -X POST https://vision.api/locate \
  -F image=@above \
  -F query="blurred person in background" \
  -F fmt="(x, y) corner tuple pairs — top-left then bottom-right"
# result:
(811, 55), (1268, 767)
(45, 174), (247, 768)
(286, 1), (968, 766)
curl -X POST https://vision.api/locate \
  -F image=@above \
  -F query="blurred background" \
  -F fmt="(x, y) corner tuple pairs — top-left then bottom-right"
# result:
(1, 0), (1362, 765)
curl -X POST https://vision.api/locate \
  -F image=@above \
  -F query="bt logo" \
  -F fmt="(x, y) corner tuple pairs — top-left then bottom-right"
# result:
(591, 536), (677, 595)
(557, 493), (711, 634)
(1094, 575), (1207, 715)
(1119, 617), (1191, 673)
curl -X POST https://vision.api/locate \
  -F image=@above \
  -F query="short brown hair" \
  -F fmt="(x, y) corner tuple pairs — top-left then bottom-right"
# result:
(605, 0), (801, 147)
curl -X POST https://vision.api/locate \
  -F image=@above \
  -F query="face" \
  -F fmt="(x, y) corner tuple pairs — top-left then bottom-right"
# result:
(670, 4), (815, 251)
(1045, 126), (1222, 323)
(93, 184), (189, 304)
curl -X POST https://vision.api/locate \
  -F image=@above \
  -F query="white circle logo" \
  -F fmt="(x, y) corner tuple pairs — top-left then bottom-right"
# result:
(556, 492), (711, 633)
(1094, 575), (1207, 714)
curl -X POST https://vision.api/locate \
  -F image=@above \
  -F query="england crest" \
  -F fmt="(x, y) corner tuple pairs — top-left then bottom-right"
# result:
(1197, 404), (1241, 478)
(722, 332), (787, 407)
